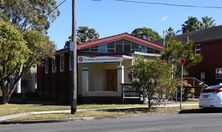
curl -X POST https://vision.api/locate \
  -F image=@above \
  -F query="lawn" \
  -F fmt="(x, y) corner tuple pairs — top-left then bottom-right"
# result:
(0, 101), (199, 117)
(0, 104), (145, 116)
(11, 104), (199, 121)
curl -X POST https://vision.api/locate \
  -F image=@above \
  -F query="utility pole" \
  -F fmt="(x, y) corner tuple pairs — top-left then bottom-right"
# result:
(70, 0), (77, 114)
(180, 63), (183, 109)
(179, 57), (185, 109)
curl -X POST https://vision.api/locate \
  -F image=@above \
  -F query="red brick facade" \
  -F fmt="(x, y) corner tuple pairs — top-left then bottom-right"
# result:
(37, 51), (72, 103)
(189, 39), (222, 86)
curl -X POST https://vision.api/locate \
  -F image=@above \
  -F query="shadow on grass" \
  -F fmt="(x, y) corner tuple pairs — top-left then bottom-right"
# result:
(7, 93), (68, 106)
(179, 108), (222, 114)
(101, 107), (157, 113)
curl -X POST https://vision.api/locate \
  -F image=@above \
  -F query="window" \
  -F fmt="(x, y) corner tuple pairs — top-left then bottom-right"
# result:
(138, 45), (147, 53)
(132, 43), (138, 52)
(52, 59), (57, 73)
(82, 48), (89, 52)
(155, 50), (160, 54)
(116, 40), (123, 52)
(60, 54), (64, 72)
(147, 47), (155, 53)
(107, 42), (115, 53)
(98, 44), (107, 53)
(216, 68), (222, 79)
(123, 40), (131, 53)
(90, 46), (98, 52)
(45, 58), (49, 74)
(45, 59), (49, 74)
(69, 53), (72, 71)
(200, 72), (205, 80)
(195, 44), (201, 54)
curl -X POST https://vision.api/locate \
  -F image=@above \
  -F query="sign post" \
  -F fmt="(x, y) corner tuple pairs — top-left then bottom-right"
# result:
(179, 57), (185, 110)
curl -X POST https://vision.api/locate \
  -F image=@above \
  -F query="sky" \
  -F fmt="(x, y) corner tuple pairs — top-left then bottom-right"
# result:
(48, 0), (222, 49)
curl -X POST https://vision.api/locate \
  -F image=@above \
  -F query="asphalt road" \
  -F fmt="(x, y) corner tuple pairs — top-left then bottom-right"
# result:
(1, 112), (222, 132)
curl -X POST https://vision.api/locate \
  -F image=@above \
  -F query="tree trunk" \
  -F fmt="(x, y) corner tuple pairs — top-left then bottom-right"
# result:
(2, 87), (9, 104)
(148, 98), (151, 109)
(1, 81), (11, 104)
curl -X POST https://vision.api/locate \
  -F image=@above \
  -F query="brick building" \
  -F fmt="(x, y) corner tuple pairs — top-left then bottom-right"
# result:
(37, 33), (164, 103)
(171, 25), (222, 86)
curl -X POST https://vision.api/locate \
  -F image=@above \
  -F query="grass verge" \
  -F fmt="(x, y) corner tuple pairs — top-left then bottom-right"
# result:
(0, 104), (145, 116)
(10, 104), (199, 121)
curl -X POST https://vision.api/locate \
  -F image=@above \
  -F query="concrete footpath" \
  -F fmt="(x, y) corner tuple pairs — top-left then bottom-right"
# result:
(0, 103), (197, 123)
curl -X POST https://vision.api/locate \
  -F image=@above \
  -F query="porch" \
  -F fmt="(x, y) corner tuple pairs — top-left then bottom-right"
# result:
(78, 55), (140, 103)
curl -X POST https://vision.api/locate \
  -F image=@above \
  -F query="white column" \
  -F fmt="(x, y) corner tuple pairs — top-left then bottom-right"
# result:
(82, 67), (89, 96)
(117, 65), (124, 95)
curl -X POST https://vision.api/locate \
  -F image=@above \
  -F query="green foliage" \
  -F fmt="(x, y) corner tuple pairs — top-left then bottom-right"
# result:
(77, 26), (99, 44)
(161, 40), (202, 78)
(0, 21), (31, 103)
(200, 16), (216, 29)
(165, 27), (181, 41)
(23, 30), (56, 65)
(0, 21), (30, 77)
(182, 16), (216, 33)
(0, 0), (58, 103)
(161, 40), (202, 101)
(182, 17), (201, 33)
(0, 0), (59, 31)
(129, 57), (176, 108)
(131, 27), (161, 42)
(0, 21), (55, 104)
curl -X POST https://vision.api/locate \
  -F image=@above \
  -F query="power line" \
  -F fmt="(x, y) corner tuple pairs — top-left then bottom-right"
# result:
(114, 0), (222, 9)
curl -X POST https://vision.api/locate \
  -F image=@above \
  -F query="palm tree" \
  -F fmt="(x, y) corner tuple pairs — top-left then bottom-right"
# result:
(181, 17), (201, 33)
(200, 16), (216, 29)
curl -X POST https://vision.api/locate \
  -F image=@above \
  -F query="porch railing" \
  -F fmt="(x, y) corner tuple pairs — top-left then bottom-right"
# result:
(121, 83), (141, 100)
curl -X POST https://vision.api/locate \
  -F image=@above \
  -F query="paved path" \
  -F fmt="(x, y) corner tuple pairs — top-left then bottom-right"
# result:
(0, 112), (221, 132)
(0, 103), (197, 122)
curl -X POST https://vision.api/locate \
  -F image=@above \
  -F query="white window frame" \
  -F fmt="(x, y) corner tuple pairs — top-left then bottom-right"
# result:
(60, 54), (64, 72)
(98, 44), (107, 53)
(195, 44), (201, 54)
(52, 59), (57, 73)
(216, 68), (222, 79)
(69, 53), (72, 71)
(107, 42), (115, 53)
(45, 58), (49, 74)
(132, 43), (138, 52)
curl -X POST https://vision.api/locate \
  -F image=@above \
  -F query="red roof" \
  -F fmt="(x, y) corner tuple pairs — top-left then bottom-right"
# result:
(77, 33), (164, 50)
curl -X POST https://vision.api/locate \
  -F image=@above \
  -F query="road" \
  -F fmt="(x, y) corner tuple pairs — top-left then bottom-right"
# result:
(1, 112), (222, 132)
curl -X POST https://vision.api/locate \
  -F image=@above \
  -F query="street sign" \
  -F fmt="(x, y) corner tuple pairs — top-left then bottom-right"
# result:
(180, 57), (186, 65)
(69, 42), (75, 51)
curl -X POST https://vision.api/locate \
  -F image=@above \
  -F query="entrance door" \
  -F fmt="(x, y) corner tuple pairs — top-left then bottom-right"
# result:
(106, 70), (117, 91)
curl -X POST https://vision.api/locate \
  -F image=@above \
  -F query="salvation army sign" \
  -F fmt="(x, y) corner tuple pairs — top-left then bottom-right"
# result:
(78, 56), (123, 63)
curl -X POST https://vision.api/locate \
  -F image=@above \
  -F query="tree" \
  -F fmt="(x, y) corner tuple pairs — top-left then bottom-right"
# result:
(165, 27), (175, 39)
(0, 0), (58, 103)
(129, 57), (176, 108)
(200, 16), (216, 29)
(0, 21), (31, 104)
(0, 0), (59, 32)
(0, 21), (55, 104)
(161, 40), (202, 77)
(182, 17), (201, 33)
(131, 27), (161, 42)
(77, 26), (99, 44)
(161, 40), (202, 101)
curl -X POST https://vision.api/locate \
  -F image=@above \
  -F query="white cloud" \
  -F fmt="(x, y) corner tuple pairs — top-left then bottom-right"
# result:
(161, 16), (168, 22)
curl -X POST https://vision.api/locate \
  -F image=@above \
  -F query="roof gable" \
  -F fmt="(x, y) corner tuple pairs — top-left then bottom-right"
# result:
(77, 33), (164, 50)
